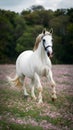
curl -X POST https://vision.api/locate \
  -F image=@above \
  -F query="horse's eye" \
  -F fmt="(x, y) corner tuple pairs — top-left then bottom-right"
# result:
(43, 39), (45, 43)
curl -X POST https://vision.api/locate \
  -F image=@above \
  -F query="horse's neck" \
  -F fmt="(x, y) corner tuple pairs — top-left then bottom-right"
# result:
(36, 41), (47, 62)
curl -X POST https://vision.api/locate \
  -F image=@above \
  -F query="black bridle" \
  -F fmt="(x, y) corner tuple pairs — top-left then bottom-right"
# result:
(43, 41), (52, 51)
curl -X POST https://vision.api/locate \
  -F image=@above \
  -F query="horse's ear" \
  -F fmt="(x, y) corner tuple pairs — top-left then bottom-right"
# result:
(49, 28), (53, 34)
(42, 28), (46, 34)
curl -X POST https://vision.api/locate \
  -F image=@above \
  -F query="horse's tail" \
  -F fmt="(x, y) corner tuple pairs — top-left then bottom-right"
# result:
(7, 75), (22, 88)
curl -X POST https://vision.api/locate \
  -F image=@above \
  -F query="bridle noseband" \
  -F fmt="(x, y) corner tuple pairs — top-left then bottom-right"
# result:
(43, 41), (52, 51)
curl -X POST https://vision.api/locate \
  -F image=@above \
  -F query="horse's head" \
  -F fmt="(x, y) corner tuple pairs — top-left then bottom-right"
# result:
(42, 28), (53, 57)
(33, 28), (53, 57)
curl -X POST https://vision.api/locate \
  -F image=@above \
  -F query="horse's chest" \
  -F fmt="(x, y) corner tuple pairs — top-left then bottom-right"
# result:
(34, 61), (46, 75)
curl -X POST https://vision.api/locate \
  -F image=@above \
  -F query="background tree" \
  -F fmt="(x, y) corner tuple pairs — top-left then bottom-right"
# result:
(0, 7), (73, 64)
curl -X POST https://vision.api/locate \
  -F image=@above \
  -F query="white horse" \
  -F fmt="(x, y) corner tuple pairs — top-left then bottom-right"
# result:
(7, 29), (57, 104)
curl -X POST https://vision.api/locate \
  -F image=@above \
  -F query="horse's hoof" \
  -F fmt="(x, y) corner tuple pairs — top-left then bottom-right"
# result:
(52, 98), (55, 102)
(24, 95), (29, 98)
(52, 97), (57, 102)
(52, 94), (57, 102)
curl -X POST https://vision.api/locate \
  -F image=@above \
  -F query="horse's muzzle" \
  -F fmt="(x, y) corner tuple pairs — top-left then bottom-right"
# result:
(47, 51), (53, 58)
(45, 47), (53, 58)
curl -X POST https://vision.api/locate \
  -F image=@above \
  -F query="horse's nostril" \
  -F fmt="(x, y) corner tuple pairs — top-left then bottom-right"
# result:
(47, 52), (50, 57)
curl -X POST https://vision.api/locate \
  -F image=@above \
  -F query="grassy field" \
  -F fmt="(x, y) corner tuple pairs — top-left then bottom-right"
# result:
(0, 65), (73, 130)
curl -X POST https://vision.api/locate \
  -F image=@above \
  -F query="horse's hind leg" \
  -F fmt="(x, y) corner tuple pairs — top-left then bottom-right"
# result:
(20, 76), (29, 97)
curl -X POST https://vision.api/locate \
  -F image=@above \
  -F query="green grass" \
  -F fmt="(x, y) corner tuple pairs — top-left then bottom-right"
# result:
(0, 120), (43, 130)
(0, 84), (73, 130)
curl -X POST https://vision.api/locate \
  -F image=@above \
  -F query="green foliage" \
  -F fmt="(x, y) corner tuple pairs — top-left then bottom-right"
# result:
(0, 8), (73, 64)
(16, 25), (43, 53)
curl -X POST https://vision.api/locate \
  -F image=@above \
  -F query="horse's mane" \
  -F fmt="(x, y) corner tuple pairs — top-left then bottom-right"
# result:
(33, 30), (51, 51)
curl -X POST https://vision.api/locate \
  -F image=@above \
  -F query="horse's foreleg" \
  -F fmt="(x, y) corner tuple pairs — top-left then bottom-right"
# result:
(31, 85), (37, 100)
(34, 73), (43, 104)
(30, 79), (36, 100)
(46, 69), (57, 101)
(51, 85), (57, 101)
